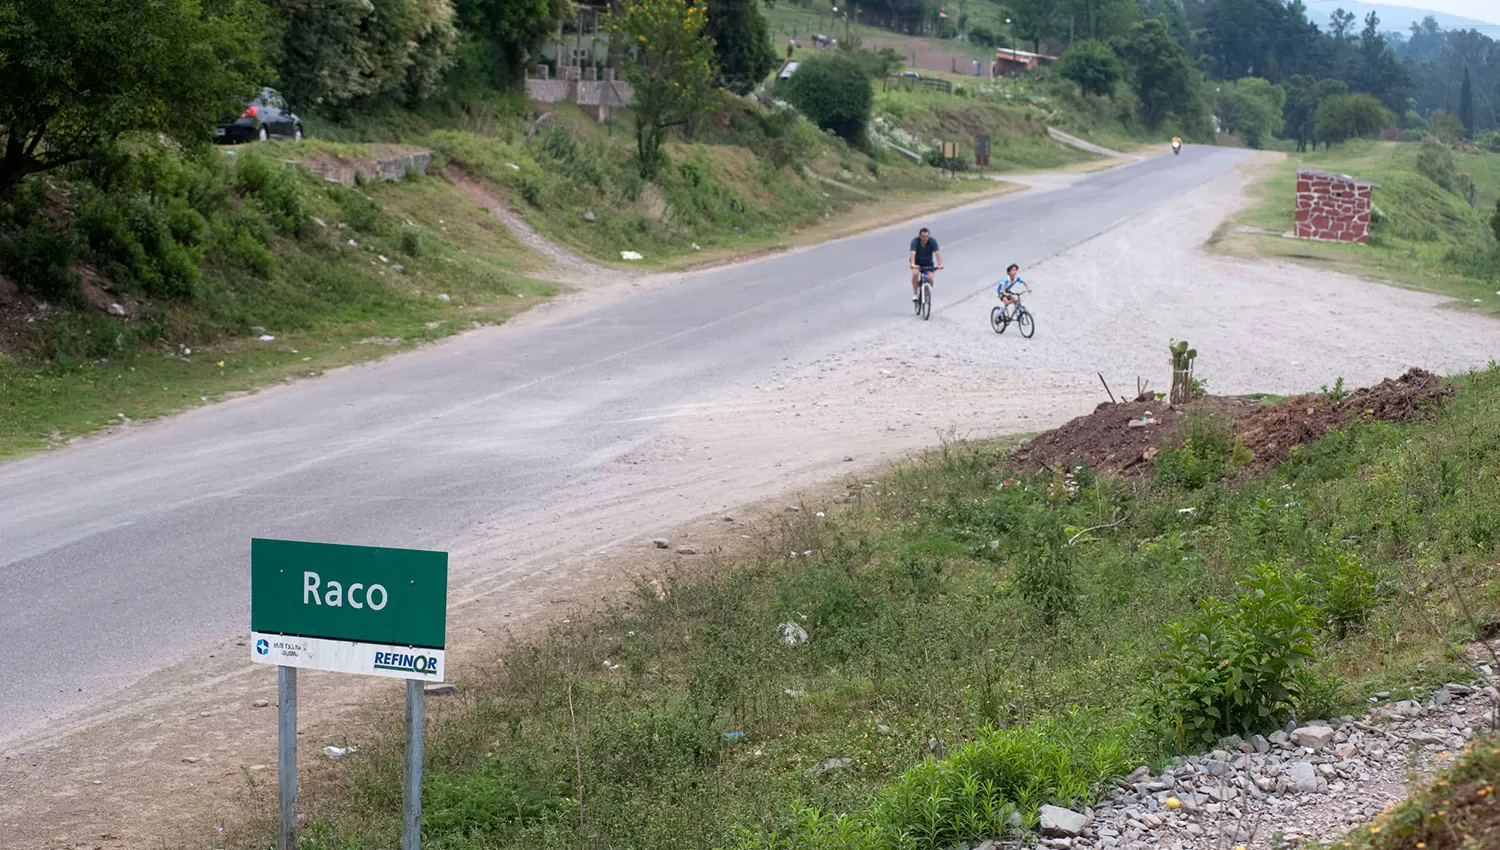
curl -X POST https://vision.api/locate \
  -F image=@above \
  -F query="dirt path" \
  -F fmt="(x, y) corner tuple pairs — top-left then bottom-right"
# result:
(449, 167), (619, 285)
(5, 159), (1498, 850)
(1047, 127), (1139, 160)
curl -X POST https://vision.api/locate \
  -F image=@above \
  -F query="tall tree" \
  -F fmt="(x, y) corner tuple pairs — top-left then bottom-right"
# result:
(704, 0), (777, 96)
(0, 0), (269, 189)
(1458, 64), (1474, 141)
(451, 0), (567, 87)
(1283, 75), (1347, 151)
(1011, 0), (1062, 53)
(277, 0), (459, 111)
(1118, 18), (1205, 131)
(609, 0), (718, 180)
(1350, 11), (1408, 109)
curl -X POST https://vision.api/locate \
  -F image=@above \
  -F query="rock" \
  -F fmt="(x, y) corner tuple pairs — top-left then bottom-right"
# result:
(1290, 726), (1337, 749)
(1039, 805), (1088, 837)
(1127, 419), (1147, 430)
(1140, 812), (1163, 828)
(779, 621), (808, 646)
(182, 756), (201, 764)
(582, 210), (597, 223)
(252, 699), (270, 708)
(876, 724), (892, 734)
(676, 547), (697, 555)
(1204, 759), (1231, 776)
(652, 538), (670, 549)
(1411, 731), (1447, 746)
(1444, 683), (1475, 696)
(1434, 689), (1453, 706)
(1268, 730), (1291, 747)
(324, 745), (355, 759)
(1334, 742), (1357, 759)
(807, 757), (853, 776)
(1250, 734), (1270, 754)
(424, 683), (457, 696)
(1287, 761), (1319, 794)
(249, 326), (267, 336)
(785, 505), (801, 512)
(843, 455), (854, 462)
(438, 293), (451, 302)
(107, 302), (126, 317)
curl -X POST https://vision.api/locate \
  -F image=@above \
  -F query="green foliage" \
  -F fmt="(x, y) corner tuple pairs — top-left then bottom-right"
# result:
(1313, 93), (1392, 146)
(451, 0), (567, 87)
(401, 226), (423, 257)
(784, 53), (875, 144)
(1117, 19), (1207, 133)
(274, 0), (460, 112)
(1015, 531), (1077, 626)
(1457, 64), (1474, 141)
(1429, 109), (1465, 144)
(0, 220), (78, 300)
(1152, 564), (1319, 749)
(0, 0), (270, 188)
(1154, 413), (1248, 490)
(1307, 545), (1379, 637)
(423, 760), (571, 836)
(1283, 76), (1348, 152)
(1056, 40), (1123, 98)
(865, 715), (1133, 847)
(1214, 78), (1286, 149)
(609, 0), (720, 180)
(1492, 197), (1500, 243)
(1416, 137), (1461, 192)
(706, 0), (778, 96)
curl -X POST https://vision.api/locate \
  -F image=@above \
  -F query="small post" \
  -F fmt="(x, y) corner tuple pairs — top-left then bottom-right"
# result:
(278, 666), (298, 850)
(402, 679), (425, 850)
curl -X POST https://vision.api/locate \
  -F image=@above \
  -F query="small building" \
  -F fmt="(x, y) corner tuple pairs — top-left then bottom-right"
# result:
(993, 47), (1056, 75)
(1294, 168), (1380, 245)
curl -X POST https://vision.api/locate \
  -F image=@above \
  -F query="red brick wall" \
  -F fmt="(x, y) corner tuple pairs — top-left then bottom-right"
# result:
(1294, 171), (1373, 245)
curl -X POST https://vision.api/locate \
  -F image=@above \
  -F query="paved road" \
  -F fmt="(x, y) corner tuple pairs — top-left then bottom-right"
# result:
(0, 146), (1252, 740)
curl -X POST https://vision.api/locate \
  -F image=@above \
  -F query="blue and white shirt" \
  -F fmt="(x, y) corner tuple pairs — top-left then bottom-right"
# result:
(997, 275), (1025, 295)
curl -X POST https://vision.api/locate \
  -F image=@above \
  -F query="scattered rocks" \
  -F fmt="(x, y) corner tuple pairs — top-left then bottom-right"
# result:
(676, 547), (697, 555)
(652, 538), (670, 549)
(424, 683), (457, 696)
(252, 699), (270, 708)
(1018, 676), (1498, 850)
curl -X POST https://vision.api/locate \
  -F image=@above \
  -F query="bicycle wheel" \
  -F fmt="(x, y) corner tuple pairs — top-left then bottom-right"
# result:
(920, 284), (932, 320)
(990, 305), (1007, 334)
(913, 283), (923, 315)
(1017, 308), (1035, 338)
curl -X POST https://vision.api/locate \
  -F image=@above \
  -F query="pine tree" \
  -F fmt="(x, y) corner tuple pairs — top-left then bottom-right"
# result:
(1458, 65), (1475, 142)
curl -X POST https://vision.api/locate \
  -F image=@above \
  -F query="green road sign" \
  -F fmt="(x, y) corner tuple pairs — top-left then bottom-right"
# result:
(251, 538), (448, 680)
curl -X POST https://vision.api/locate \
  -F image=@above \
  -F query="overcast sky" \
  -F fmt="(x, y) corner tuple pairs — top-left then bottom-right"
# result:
(1386, 0), (1500, 25)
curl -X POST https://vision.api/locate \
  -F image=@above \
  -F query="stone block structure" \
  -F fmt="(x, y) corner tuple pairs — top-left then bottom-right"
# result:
(1294, 167), (1379, 245)
(525, 66), (633, 122)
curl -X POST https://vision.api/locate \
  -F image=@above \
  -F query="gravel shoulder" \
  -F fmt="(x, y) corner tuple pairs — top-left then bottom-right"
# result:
(4, 157), (1499, 850)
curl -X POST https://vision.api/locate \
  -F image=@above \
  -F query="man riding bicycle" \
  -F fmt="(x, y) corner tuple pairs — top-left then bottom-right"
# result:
(908, 227), (943, 304)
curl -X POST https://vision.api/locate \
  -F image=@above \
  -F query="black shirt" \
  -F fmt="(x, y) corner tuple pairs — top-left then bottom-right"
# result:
(909, 236), (940, 267)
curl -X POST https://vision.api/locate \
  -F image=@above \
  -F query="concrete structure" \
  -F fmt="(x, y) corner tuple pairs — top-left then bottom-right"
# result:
(994, 47), (1056, 74)
(525, 65), (632, 122)
(1295, 167), (1379, 245)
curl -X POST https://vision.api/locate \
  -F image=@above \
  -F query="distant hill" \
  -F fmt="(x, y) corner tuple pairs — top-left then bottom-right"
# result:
(1305, 1), (1500, 34)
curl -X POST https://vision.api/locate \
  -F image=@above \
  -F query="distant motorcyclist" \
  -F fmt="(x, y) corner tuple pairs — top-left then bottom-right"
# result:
(1171, 136), (1182, 155)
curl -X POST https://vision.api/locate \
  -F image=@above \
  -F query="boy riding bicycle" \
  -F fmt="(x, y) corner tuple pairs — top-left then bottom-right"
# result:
(996, 263), (1031, 314)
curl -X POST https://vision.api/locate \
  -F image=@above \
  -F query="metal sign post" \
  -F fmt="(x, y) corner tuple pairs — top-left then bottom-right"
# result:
(252, 538), (449, 850)
(975, 134), (990, 176)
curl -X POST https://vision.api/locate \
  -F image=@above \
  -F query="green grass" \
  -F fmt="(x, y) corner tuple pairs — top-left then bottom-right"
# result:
(0, 156), (557, 460)
(263, 365), (1500, 850)
(1222, 140), (1500, 315)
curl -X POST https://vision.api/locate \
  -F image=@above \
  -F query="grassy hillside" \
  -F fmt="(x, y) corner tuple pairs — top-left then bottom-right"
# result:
(268, 364), (1500, 850)
(0, 143), (555, 460)
(1219, 140), (1500, 315)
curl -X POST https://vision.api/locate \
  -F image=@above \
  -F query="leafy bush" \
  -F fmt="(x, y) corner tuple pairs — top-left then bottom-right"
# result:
(1416, 137), (1460, 192)
(1151, 563), (1318, 749)
(424, 760), (572, 837)
(401, 226), (423, 257)
(1, 222), (79, 300)
(1308, 544), (1379, 636)
(1314, 93), (1392, 146)
(1056, 40), (1122, 98)
(865, 713), (1133, 846)
(1154, 413), (1248, 490)
(783, 52), (874, 144)
(1015, 539), (1077, 625)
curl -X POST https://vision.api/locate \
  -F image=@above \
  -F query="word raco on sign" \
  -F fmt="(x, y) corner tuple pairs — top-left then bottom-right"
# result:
(251, 538), (448, 681)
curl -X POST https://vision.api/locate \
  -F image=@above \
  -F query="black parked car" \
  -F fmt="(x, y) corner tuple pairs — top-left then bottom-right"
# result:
(216, 88), (304, 144)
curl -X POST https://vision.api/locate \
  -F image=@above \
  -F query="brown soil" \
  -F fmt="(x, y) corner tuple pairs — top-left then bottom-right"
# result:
(1013, 368), (1452, 478)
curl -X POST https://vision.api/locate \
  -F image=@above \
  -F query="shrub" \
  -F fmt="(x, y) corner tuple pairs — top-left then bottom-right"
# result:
(1416, 137), (1459, 192)
(1154, 413), (1248, 490)
(783, 52), (874, 144)
(867, 713), (1133, 845)
(1151, 563), (1318, 749)
(1308, 544), (1378, 636)
(1314, 93), (1392, 146)
(1015, 540), (1077, 625)
(400, 226), (422, 257)
(1056, 40), (1122, 98)
(1, 222), (79, 300)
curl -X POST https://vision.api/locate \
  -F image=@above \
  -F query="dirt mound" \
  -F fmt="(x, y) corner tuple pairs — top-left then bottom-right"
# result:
(1012, 368), (1451, 478)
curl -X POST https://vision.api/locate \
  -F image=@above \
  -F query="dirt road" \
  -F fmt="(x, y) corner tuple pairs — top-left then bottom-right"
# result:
(3, 149), (1497, 849)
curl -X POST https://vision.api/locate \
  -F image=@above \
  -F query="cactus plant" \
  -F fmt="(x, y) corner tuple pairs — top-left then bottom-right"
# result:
(1169, 339), (1198, 405)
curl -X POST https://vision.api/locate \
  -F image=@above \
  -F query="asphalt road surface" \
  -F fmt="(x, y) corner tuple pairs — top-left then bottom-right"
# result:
(0, 146), (1253, 741)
